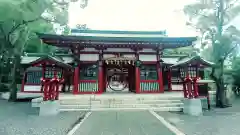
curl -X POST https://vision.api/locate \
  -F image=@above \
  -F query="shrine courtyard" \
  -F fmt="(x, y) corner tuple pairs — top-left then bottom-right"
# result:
(1, 96), (240, 135)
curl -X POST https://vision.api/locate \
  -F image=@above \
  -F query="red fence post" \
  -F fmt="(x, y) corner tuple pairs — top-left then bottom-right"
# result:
(73, 63), (79, 94)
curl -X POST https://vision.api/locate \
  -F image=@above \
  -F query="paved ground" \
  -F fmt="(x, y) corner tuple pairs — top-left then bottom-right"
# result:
(73, 111), (175, 135)
(156, 99), (240, 135)
(0, 99), (86, 135)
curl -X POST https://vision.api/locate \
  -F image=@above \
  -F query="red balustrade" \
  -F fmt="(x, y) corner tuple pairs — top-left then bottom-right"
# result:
(41, 77), (64, 101)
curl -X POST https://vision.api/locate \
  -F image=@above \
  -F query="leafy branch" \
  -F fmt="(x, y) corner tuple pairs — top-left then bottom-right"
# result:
(224, 0), (239, 12)
(223, 43), (239, 60)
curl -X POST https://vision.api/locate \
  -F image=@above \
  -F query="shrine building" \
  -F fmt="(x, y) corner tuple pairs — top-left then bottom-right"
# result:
(19, 29), (212, 95)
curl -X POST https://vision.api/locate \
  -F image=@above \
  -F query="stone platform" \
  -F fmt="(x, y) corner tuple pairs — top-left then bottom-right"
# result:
(32, 92), (185, 112)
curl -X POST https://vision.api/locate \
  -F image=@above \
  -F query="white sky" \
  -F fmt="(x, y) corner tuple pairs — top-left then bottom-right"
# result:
(68, 0), (197, 37)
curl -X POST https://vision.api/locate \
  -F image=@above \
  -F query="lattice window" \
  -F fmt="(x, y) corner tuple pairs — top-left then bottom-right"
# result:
(80, 64), (98, 80)
(188, 67), (196, 78)
(25, 71), (42, 84)
(44, 67), (63, 79)
(45, 67), (54, 78)
(57, 69), (63, 78)
(180, 68), (186, 78)
(140, 64), (158, 80)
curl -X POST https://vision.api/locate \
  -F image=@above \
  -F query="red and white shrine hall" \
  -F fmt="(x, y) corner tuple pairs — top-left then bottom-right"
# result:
(20, 29), (213, 97)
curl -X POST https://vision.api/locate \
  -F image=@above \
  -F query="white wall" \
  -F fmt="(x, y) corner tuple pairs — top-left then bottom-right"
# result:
(24, 85), (41, 92)
(103, 54), (115, 59)
(81, 48), (98, 52)
(23, 85), (69, 92)
(171, 84), (183, 91)
(139, 54), (157, 61)
(122, 54), (135, 58)
(139, 49), (156, 52)
(104, 48), (134, 52)
(80, 54), (99, 61)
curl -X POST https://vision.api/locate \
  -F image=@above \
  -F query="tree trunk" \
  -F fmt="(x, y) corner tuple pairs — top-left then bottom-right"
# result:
(8, 55), (21, 101)
(0, 67), (3, 85)
(213, 61), (231, 108)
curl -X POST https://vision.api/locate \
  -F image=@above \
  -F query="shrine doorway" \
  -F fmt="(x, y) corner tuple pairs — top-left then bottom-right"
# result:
(103, 57), (136, 93)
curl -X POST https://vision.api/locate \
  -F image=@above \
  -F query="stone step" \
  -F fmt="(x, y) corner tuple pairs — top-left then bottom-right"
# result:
(59, 107), (183, 112)
(59, 99), (182, 105)
(60, 103), (183, 109)
(60, 97), (183, 101)
(59, 95), (183, 101)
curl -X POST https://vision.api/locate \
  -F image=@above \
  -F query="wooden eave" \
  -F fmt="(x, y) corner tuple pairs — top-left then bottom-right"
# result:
(28, 55), (73, 69)
(70, 29), (167, 35)
(170, 56), (214, 68)
(37, 33), (197, 49)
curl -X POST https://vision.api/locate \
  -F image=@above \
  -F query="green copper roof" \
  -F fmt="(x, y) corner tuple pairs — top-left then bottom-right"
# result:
(70, 29), (167, 35)
(27, 55), (73, 69)
(37, 32), (197, 49)
(171, 55), (214, 67)
(38, 33), (196, 42)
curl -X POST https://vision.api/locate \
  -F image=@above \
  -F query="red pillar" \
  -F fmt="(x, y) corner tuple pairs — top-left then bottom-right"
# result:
(194, 66), (199, 97)
(135, 66), (140, 93)
(98, 51), (104, 94)
(193, 80), (199, 97)
(55, 81), (60, 100)
(73, 63), (79, 94)
(168, 68), (172, 91)
(135, 51), (140, 93)
(41, 64), (46, 93)
(187, 80), (193, 98)
(98, 63), (103, 93)
(156, 51), (164, 93)
(183, 82), (187, 98)
(43, 81), (48, 101)
(21, 72), (26, 92)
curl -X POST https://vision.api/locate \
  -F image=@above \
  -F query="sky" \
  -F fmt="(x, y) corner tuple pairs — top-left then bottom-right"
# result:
(68, 0), (197, 37)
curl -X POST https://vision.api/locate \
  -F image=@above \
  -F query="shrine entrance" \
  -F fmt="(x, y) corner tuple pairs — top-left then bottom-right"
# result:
(103, 56), (136, 93)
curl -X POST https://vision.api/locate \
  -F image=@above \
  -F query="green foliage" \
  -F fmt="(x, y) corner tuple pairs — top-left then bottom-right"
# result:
(184, 0), (240, 69)
(230, 57), (240, 87)
(184, 0), (240, 106)
(163, 46), (199, 56)
(0, 0), (78, 101)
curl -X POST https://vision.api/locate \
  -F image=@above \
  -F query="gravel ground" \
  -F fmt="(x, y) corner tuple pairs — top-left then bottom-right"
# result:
(156, 99), (240, 135)
(0, 99), (86, 135)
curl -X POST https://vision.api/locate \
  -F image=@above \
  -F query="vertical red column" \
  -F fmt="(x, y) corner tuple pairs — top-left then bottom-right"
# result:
(168, 68), (172, 91)
(73, 63), (79, 94)
(53, 67), (57, 100)
(21, 72), (26, 92)
(98, 50), (103, 94)
(183, 82), (187, 98)
(43, 81), (48, 101)
(194, 66), (199, 97)
(55, 82), (60, 100)
(135, 51), (140, 93)
(41, 64), (46, 93)
(156, 51), (164, 93)
(193, 80), (199, 97)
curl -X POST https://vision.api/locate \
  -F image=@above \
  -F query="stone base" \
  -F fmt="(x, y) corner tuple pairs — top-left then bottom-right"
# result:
(183, 98), (203, 116)
(39, 101), (60, 116)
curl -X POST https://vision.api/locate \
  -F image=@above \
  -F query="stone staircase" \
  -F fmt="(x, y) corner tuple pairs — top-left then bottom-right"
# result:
(58, 93), (184, 112)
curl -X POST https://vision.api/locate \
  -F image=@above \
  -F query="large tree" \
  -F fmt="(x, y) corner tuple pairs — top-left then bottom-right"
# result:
(184, 0), (240, 107)
(0, 0), (88, 101)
